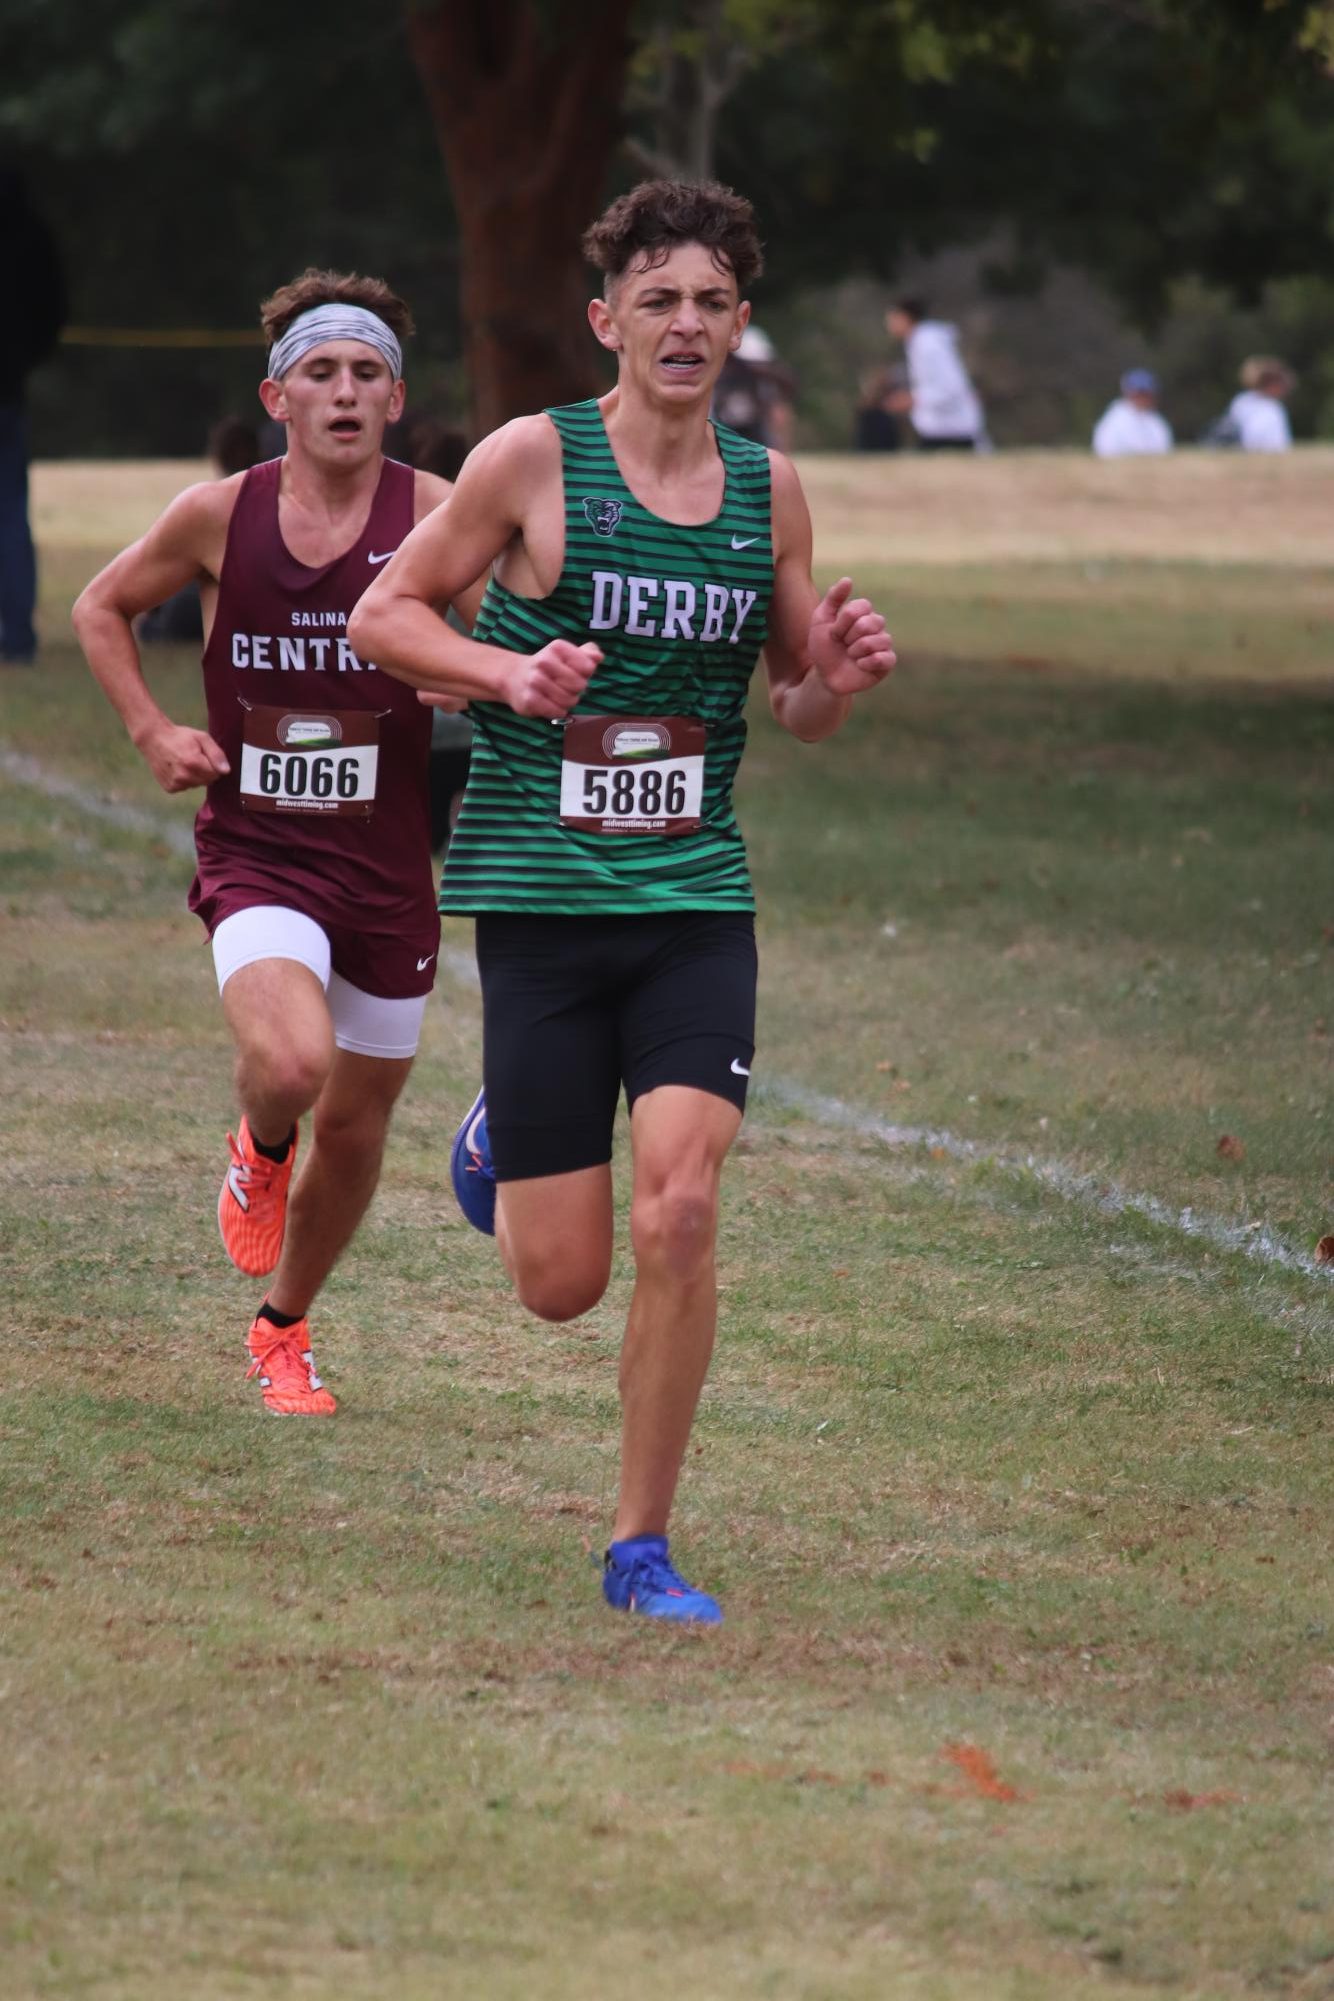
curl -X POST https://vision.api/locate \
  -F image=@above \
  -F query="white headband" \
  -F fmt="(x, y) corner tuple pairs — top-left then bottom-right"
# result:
(267, 304), (403, 383)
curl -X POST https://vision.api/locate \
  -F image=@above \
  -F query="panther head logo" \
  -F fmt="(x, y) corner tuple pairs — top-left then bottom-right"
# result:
(583, 497), (623, 538)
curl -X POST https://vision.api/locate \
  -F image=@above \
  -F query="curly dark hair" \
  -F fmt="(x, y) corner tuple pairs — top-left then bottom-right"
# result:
(259, 268), (414, 346)
(582, 179), (764, 294)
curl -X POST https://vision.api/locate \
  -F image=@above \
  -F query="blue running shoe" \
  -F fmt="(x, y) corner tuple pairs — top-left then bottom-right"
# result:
(602, 1535), (723, 1625)
(450, 1086), (496, 1236)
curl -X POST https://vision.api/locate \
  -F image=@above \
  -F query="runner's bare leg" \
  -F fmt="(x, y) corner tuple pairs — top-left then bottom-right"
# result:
(221, 957), (333, 1150)
(614, 1085), (741, 1540)
(265, 1048), (413, 1317)
(495, 1163), (615, 1324)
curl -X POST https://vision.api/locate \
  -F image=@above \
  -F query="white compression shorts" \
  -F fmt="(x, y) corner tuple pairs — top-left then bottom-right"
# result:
(211, 905), (429, 1061)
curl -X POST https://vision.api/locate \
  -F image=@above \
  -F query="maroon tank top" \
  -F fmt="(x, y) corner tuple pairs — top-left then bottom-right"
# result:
(188, 456), (435, 947)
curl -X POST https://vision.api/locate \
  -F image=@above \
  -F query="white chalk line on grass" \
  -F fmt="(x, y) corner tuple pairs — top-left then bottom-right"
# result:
(1, 744), (480, 986)
(2, 745), (198, 857)
(6, 742), (1329, 1287)
(756, 1080), (1332, 1288)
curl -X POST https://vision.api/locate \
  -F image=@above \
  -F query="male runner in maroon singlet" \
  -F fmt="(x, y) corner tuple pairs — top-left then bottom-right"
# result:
(73, 269), (476, 1414)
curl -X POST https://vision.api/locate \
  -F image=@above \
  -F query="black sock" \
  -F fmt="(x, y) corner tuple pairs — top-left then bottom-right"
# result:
(256, 1301), (302, 1330)
(252, 1126), (295, 1164)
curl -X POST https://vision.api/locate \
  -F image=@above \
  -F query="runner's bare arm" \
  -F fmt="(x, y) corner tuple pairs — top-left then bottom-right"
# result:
(411, 469), (456, 526)
(350, 420), (601, 720)
(762, 454), (896, 743)
(71, 482), (235, 793)
(411, 468), (488, 634)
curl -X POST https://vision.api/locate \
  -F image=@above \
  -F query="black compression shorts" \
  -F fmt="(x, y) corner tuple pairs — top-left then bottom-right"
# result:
(475, 911), (757, 1182)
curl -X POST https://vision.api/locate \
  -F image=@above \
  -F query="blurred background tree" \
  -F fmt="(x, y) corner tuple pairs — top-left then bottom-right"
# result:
(1, 0), (1330, 451)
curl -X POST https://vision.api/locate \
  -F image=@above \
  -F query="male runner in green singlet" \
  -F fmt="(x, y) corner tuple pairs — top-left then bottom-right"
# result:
(350, 180), (895, 1623)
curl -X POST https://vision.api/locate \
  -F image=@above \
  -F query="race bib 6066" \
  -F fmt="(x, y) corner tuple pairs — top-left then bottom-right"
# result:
(559, 714), (706, 836)
(239, 707), (378, 818)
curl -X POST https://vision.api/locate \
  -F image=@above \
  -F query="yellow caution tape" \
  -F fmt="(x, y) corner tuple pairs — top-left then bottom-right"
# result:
(62, 327), (263, 349)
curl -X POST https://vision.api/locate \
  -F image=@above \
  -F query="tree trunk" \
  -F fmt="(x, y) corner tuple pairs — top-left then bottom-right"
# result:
(636, 0), (757, 182)
(406, 0), (636, 435)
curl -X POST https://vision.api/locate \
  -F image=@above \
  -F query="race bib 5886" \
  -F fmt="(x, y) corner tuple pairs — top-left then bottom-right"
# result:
(558, 715), (706, 836)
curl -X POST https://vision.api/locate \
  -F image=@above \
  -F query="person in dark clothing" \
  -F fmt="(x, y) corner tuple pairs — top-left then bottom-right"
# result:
(208, 415), (264, 477)
(380, 411), (474, 847)
(388, 411), (467, 482)
(711, 327), (794, 449)
(854, 367), (904, 452)
(140, 419), (263, 646)
(0, 167), (67, 663)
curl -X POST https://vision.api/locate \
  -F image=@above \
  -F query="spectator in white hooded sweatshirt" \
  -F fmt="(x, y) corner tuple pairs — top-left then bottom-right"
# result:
(1226, 356), (1294, 452)
(885, 297), (986, 451)
(1092, 368), (1173, 458)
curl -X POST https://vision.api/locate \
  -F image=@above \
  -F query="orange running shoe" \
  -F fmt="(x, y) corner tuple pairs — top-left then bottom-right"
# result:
(245, 1312), (336, 1416)
(218, 1118), (297, 1277)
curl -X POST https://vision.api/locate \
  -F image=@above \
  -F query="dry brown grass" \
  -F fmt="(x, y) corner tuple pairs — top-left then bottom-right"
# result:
(31, 444), (1334, 570)
(7, 451), (1333, 2001)
(798, 445), (1334, 568)
(31, 458), (211, 549)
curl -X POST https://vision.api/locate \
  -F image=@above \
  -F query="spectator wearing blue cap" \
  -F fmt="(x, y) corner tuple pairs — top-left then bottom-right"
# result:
(1092, 369), (1173, 459)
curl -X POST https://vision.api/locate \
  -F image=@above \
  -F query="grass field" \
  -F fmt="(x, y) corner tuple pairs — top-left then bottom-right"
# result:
(2, 455), (1332, 2000)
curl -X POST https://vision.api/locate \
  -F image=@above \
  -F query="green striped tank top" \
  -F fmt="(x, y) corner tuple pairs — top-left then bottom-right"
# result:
(440, 398), (773, 915)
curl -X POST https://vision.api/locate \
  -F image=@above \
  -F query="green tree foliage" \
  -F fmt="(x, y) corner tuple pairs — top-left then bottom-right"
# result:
(0, 2), (458, 330)
(1, 1), (464, 449)
(687, 0), (1334, 318)
(2, 0), (1330, 445)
